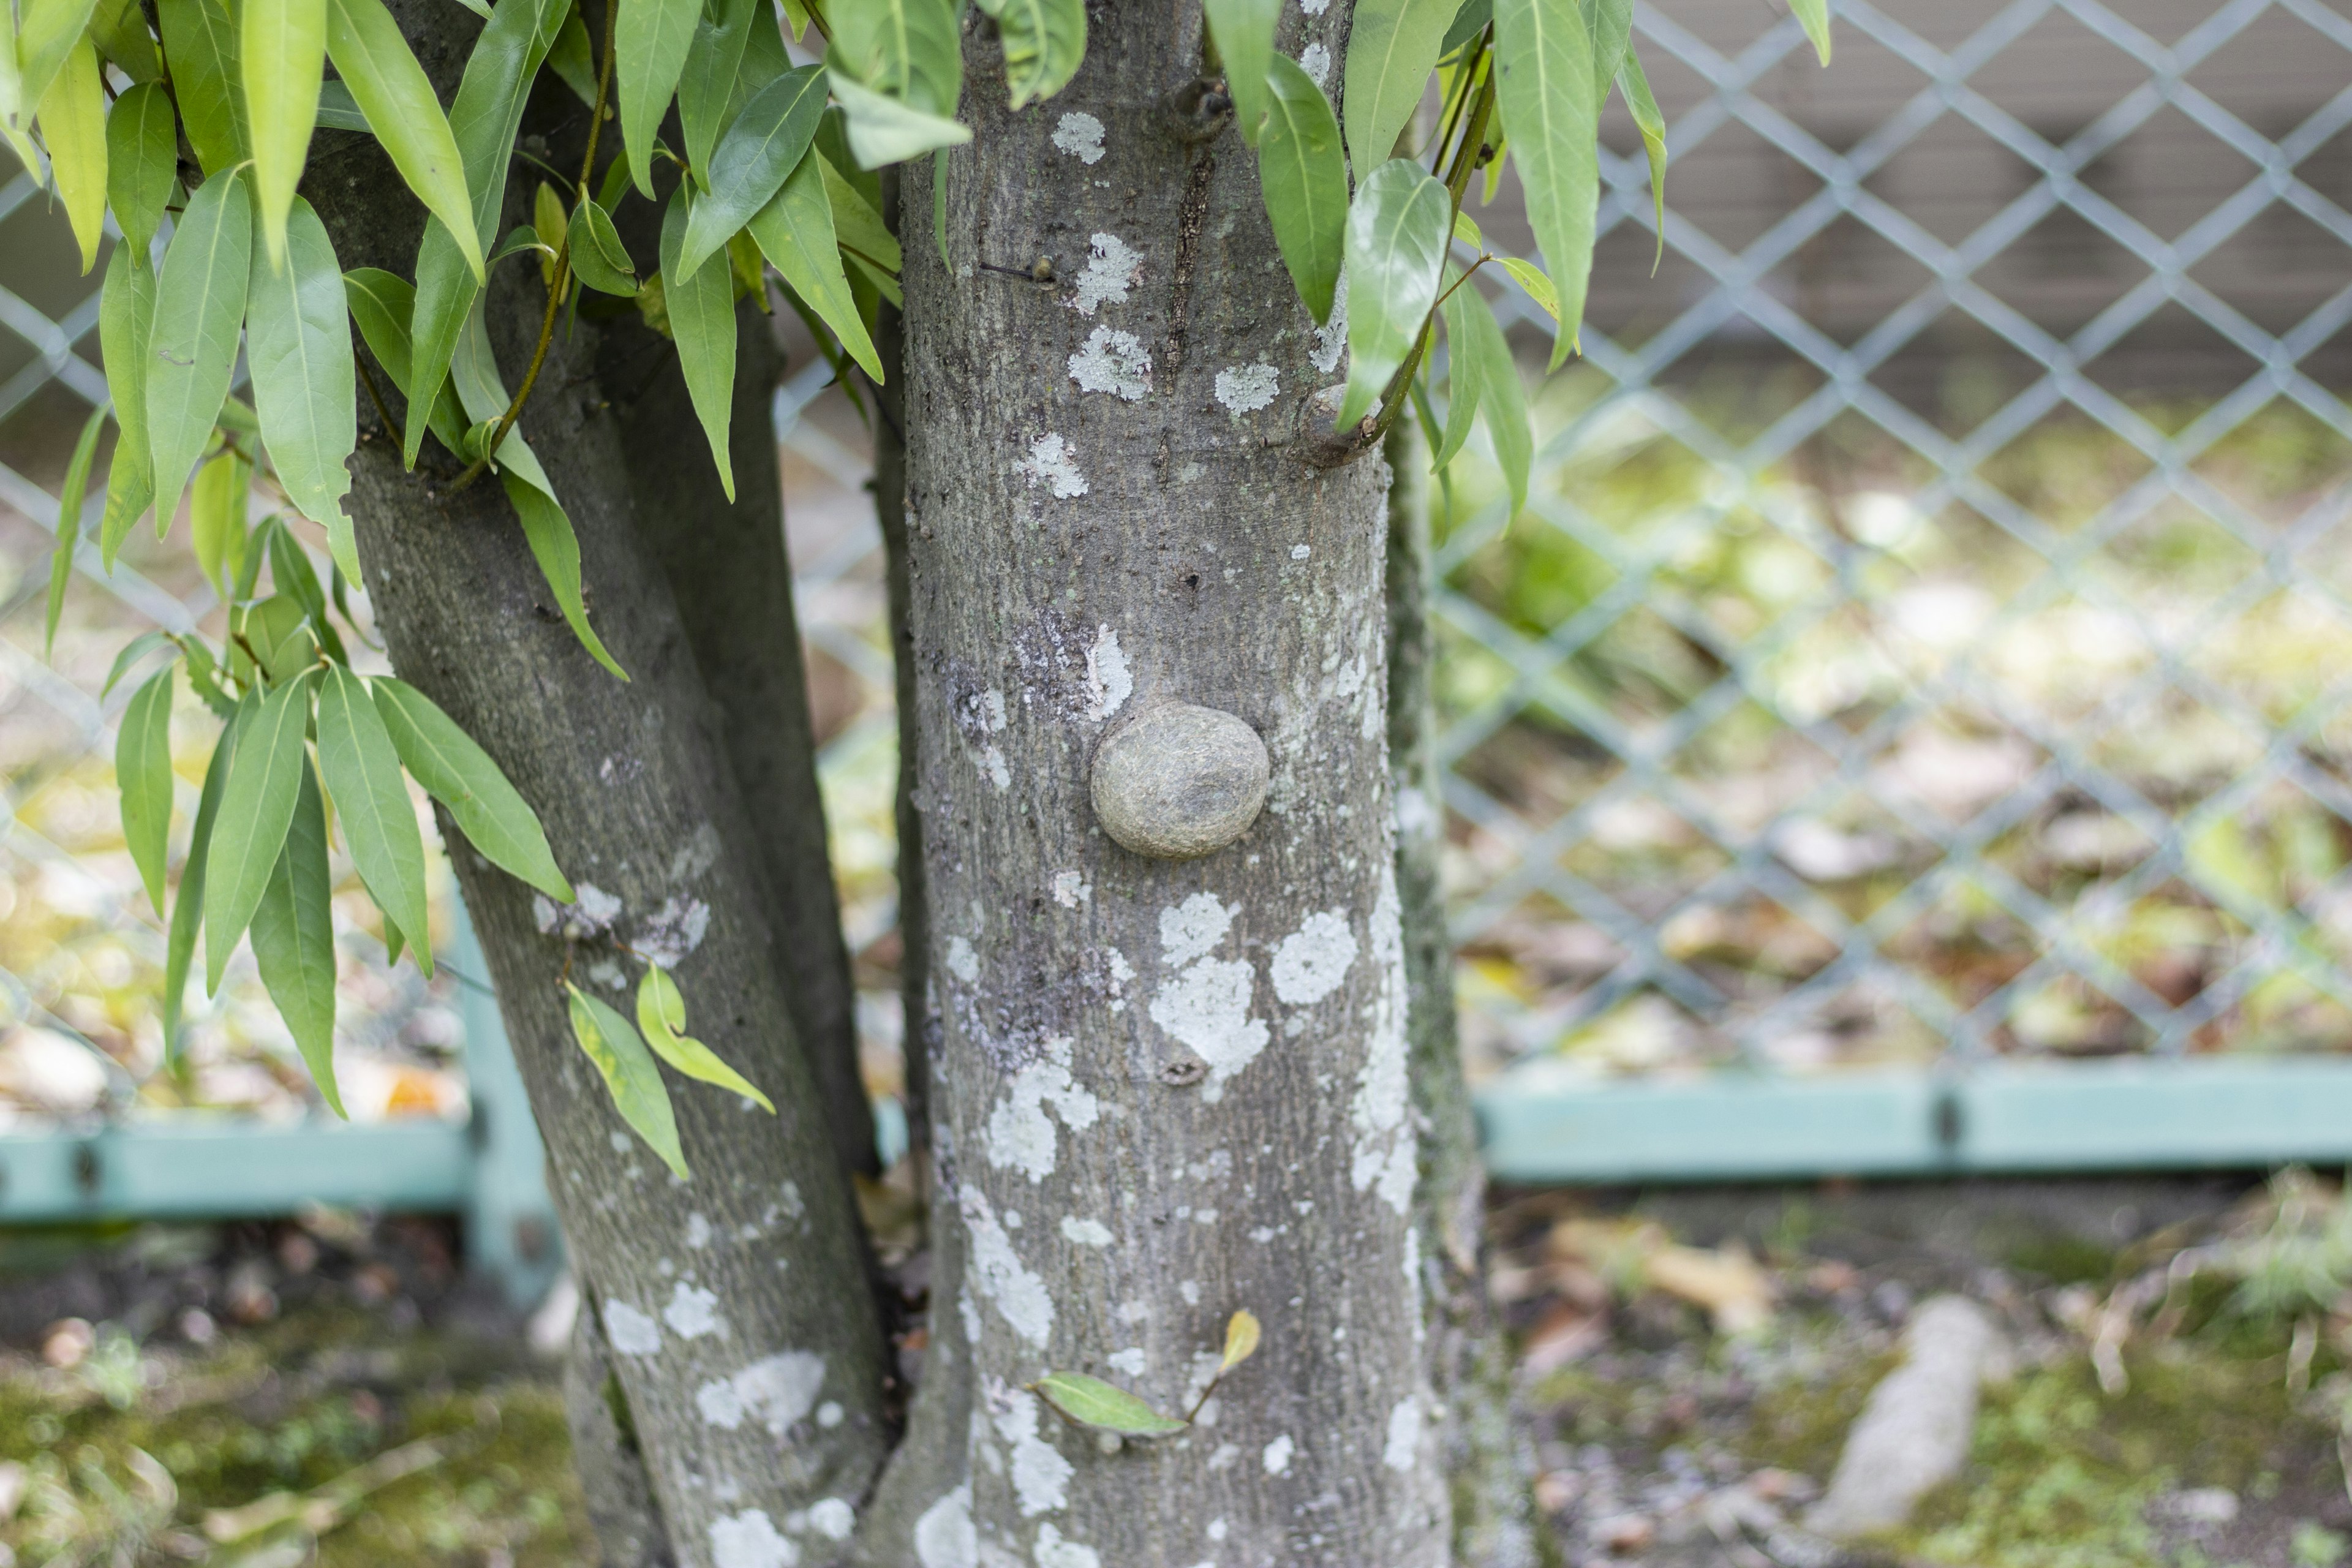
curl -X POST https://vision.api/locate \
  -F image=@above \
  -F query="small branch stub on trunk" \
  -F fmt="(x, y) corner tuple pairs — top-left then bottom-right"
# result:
(1089, 702), (1269, 859)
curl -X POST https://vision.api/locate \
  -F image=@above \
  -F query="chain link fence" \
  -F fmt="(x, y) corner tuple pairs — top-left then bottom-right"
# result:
(4, 0), (2351, 1171)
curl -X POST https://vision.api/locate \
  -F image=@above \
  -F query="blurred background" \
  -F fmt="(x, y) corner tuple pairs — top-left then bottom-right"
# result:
(4, 0), (2352, 1563)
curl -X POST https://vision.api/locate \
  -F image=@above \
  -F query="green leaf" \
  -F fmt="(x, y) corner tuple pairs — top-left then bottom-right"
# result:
(370, 677), (571, 901)
(1343, 0), (1462, 166)
(660, 187), (739, 502)
(1583, 0), (1630, 101)
(146, 165), (252, 533)
(156, 0), (249, 173)
(636, 964), (774, 1111)
(1455, 276), (1529, 515)
(204, 665), (316, 993)
(1493, 0), (1596, 369)
(251, 758), (342, 1114)
(342, 266), (469, 459)
(828, 0), (962, 113)
(89, 0), (164, 83)
(546, 1), (597, 105)
(447, 295), (554, 494)
(105, 82), (176, 258)
(1202, 0), (1278, 146)
(37, 41), (107, 273)
(973, 0), (1085, 110)
(1618, 42), (1667, 273)
(247, 197), (358, 552)
(566, 198), (639, 296)
(1338, 157), (1451, 428)
(747, 151), (881, 383)
(104, 630), (175, 698)
(616, 0), (696, 197)
(326, 0), (483, 282)
(1032, 1373), (1187, 1437)
(118, 663), (176, 913)
(189, 445), (251, 598)
(567, 983), (687, 1179)
(502, 471), (629, 681)
(315, 78), (371, 129)
(679, 0), (758, 184)
(1441, 0), (1490, 53)
(97, 243), (157, 564)
(167, 700), (243, 1051)
(315, 663), (431, 971)
(675, 64), (826, 281)
(1434, 276), (1482, 473)
(1498, 255), (1556, 320)
(45, 402), (107, 655)
(0, 3), (30, 174)
(824, 67), (970, 168)
(241, 0), (325, 266)
(1789, 0), (1831, 65)
(818, 149), (900, 274)
(15, 0), (102, 125)
(1258, 53), (1346, 328)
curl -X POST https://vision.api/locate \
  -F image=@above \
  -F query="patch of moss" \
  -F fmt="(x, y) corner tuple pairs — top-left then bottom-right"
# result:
(1740, 1340), (1905, 1484)
(1997, 1230), (2122, 1288)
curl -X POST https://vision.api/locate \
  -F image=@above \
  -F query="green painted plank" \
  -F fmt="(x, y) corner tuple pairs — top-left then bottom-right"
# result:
(1475, 1057), (2352, 1185)
(0, 1118), (471, 1219)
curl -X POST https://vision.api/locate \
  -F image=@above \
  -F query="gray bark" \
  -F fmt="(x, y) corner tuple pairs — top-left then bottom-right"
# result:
(612, 300), (879, 1182)
(869, 5), (1452, 1563)
(1387, 425), (1540, 1568)
(567, 1297), (680, 1568)
(302, 19), (893, 1562)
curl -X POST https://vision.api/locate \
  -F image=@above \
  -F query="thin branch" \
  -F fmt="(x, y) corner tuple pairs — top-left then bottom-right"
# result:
(449, 0), (618, 494)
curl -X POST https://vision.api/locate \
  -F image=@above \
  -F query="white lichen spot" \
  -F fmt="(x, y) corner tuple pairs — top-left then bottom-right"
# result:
(946, 936), (980, 983)
(709, 1509), (797, 1568)
(685, 1213), (713, 1250)
(1302, 0), (1332, 13)
(1084, 625), (1132, 720)
(806, 1499), (855, 1540)
(663, 1281), (726, 1340)
(1349, 868), (1417, 1214)
(587, 957), (628, 992)
(1207, 1517), (1228, 1542)
(1179, 1280), (1201, 1306)
(1214, 362), (1280, 413)
(1035, 1523), (1101, 1568)
(635, 894), (711, 968)
(1052, 870), (1090, 908)
(1150, 957), (1268, 1102)
(1052, 110), (1106, 164)
(995, 1392), (1074, 1516)
(1158, 892), (1234, 967)
(1263, 1433), (1294, 1475)
(985, 1036), (1101, 1183)
(1291, 543), (1311, 560)
(1384, 1396), (1423, 1472)
(573, 883), (624, 932)
(914, 1483), (976, 1568)
(1060, 1216), (1114, 1246)
(1109, 1347), (1148, 1377)
(1016, 432), (1089, 499)
(1311, 270), (1349, 374)
(1068, 326), (1152, 401)
(603, 1301), (662, 1357)
(1271, 910), (1358, 1006)
(695, 1351), (826, 1435)
(979, 745), (1012, 791)
(963, 1188), (1055, 1346)
(778, 1180), (805, 1221)
(1067, 232), (1141, 316)
(1298, 40), (1332, 86)
(816, 1400), (844, 1428)
(532, 895), (562, 933)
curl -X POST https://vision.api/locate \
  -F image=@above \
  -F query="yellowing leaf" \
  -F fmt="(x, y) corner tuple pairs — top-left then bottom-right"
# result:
(36, 40), (107, 273)
(1221, 1308), (1261, 1372)
(636, 964), (774, 1112)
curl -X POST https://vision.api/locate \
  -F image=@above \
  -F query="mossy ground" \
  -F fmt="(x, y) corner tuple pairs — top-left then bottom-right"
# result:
(0, 1219), (589, 1566)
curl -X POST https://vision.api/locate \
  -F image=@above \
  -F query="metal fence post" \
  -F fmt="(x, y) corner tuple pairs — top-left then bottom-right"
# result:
(449, 898), (564, 1308)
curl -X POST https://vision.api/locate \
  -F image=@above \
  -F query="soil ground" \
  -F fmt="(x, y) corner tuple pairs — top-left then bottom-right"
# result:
(4, 1173), (2349, 1566)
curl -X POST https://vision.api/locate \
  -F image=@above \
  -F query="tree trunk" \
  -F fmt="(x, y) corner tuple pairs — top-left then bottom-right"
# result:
(303, 21), (893, 1561)
(1388, 426), (1540, 1568)
(869, 3), (1454, 1561)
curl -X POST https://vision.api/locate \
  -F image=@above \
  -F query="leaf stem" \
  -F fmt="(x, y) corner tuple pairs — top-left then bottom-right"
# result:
(449, 0), (618, 494)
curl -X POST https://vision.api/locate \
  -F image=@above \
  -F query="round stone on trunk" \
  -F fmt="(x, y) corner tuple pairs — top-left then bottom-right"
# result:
(1090, 703), (1270, 859)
